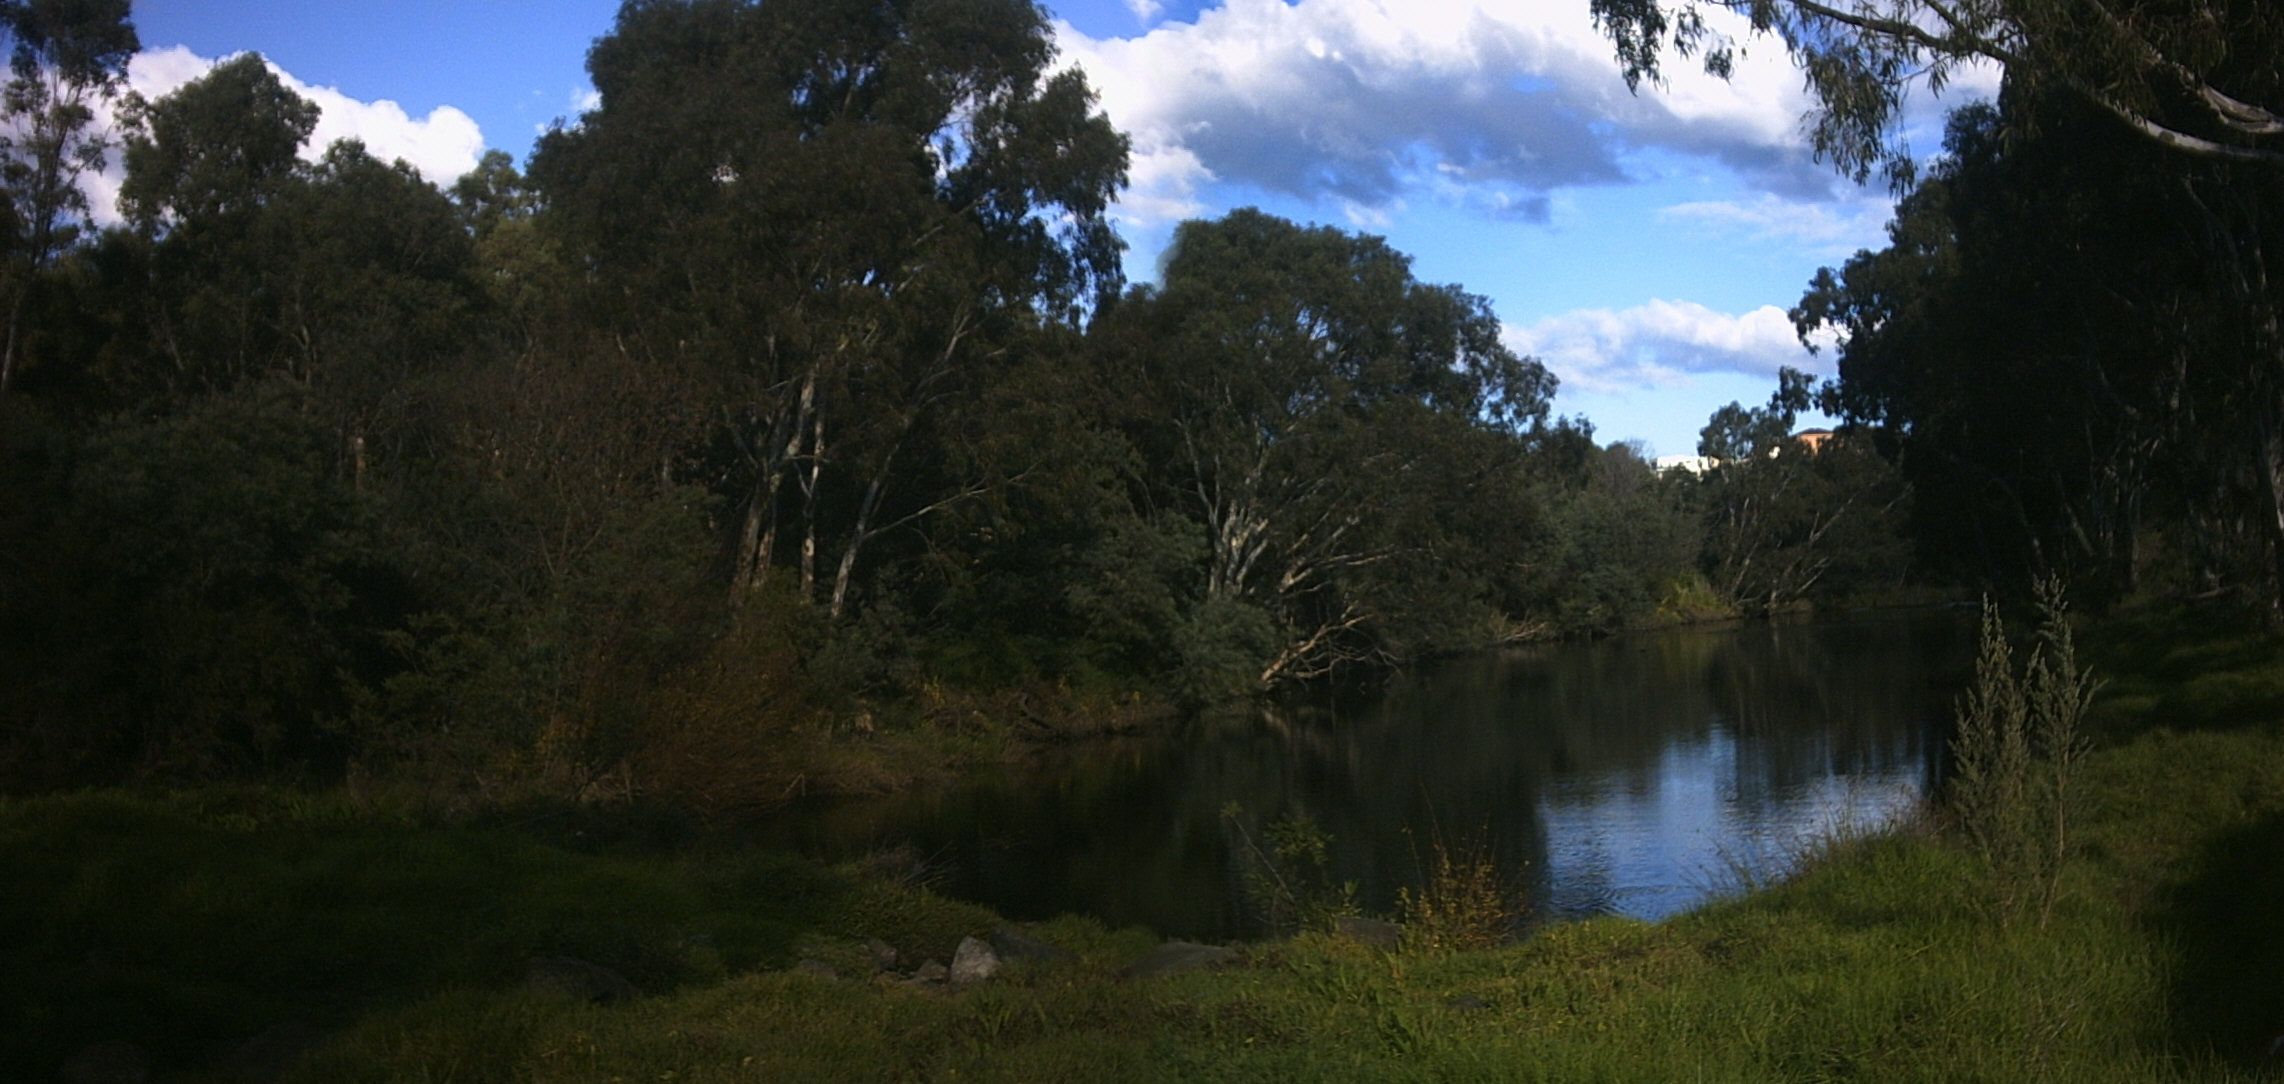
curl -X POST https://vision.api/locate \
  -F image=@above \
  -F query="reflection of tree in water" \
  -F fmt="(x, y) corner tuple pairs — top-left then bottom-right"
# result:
(1706, 616), (1966, 803)
(759, 612), (1972, 938)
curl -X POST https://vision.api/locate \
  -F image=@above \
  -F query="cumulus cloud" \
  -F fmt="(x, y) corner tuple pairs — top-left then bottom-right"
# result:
(1054, 0), (1901, 227)
(1506, 299), (1829, 394)
(84, 47), (486, 224)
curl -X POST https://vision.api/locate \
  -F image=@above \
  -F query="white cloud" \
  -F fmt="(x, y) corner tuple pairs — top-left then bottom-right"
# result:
(85, 47), (486, 224)
(1657, 193), (1895, 257)
(1123, 0), (1165, 23)
(1055, 0), (1838, 227)
(1055, 0), (1995, 228)
(1506, 299), (1826, 394)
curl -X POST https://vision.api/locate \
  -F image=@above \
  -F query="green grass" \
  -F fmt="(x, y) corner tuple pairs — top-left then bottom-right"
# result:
(9, 602), (2284, 1081)
(0, 788), (1002, 1076)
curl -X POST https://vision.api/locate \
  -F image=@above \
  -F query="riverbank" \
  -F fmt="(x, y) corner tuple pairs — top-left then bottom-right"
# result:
(8, 600), (2280, 1081)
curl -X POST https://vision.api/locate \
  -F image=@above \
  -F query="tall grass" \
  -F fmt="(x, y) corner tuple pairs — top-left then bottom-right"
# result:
(1396, 827), (1525, 952)
(1949, 581), (2095, 924)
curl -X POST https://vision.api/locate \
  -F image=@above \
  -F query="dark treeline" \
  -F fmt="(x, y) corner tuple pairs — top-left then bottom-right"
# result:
(1797, 87), (2284, 613)
(1581, 0), (2284, 618)
(0, 0), (1937, 798)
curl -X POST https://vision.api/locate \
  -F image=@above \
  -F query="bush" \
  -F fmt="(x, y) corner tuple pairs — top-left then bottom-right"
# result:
(1221, 804), (1357, 937)
(1948, 580), (2094, 925)
(1397, 828), (1525, 952)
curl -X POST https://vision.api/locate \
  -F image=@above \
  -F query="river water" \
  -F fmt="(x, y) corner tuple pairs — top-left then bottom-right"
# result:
(760, 610), (1974, 940)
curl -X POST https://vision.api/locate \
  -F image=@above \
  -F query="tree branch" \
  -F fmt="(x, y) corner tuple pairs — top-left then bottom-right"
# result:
(2072, 85), (2284, 166)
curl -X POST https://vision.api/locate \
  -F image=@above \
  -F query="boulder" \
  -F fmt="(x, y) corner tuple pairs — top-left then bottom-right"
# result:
(912, 959), (949, 985)
(1332, 916), (1403, 949)
(525, 955), (639, 1004)
(1125, 941), (1238, 979)
(990, 925), (1076, 963)
(865, 937), (900, 973)
(794, 959), (839, 981)
(949, 936), (1000, 986)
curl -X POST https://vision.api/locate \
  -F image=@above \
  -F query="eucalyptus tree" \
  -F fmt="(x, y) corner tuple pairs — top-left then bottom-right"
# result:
(120, 53), (316, 232)
(1797, 98), (2243, 602)
(1595, 0), (2284, 609)
(113, 52), (313, 398)
(1096, 210), (1553, 689)
(1591, 0), (2284, 181)
(0, 51), (496, 777)
(1694, 387), (1910, 613)
(0, 0), (136, 396)
(118, 55), (475, 413)
(529, 0), (1127, 618)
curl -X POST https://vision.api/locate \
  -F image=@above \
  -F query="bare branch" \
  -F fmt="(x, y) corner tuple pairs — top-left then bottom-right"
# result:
(2073, 86), (2284, 166)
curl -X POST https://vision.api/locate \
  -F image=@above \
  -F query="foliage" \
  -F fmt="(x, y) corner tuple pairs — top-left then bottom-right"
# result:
(1395, 827), (1525, 953)
(529, 0), (1127, 617)
(1601, 0), (2284, 616)
(1590, 0), (2284, 181)
(1798, 95), (2284, 610)
(1220, 803), (1358, 937)
(119, 52), (315, 229)
(1094, 209), (1556, 685)
(0, 381), (386, 781)
(0, 0), (136, 394)
(1948, 583), (2094, 925)
(1522, 437), (1698, 635)
(12, 628), (2282, 1082)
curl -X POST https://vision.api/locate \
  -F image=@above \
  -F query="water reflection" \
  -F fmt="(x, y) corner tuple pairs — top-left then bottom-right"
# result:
(758, 611), (1970, 940)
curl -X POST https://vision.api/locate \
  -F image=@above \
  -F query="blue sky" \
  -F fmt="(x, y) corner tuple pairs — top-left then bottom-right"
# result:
(120, 0), (1994, 458)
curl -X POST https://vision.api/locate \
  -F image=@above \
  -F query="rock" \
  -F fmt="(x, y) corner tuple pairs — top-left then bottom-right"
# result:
(794, 958), (839, 981)
(220, 1021), (327, 1082)
(525, 955), (639, 1004)
(57, 1040), (148, 1084)
(913, 959), (949, 984)
(866, 937), (900, 973)
(990, 925), (1075, 963)
(1333, 916), (1404, 949)
(1125, 941), (1238, 979)
(948, 936), (1000, 986)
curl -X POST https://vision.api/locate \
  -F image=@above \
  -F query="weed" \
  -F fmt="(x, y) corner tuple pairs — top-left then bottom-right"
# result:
(1397, 827), (1525, 952)
(1949, 579), (2095, 925)
(1220, 803), (1357, 936)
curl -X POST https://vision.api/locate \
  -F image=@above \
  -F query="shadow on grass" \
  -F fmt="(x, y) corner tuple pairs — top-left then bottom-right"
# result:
(2083, 602), (2284, 742)
(0, 790), (990, 1078)
(2153, 806), (2284, 1070)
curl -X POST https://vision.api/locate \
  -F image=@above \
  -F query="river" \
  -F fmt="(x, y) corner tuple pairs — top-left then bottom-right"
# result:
(760, 609), (1974, 940)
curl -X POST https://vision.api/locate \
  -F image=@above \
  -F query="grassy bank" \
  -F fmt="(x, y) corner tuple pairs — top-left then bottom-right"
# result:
(9, 603), (2282, 1081)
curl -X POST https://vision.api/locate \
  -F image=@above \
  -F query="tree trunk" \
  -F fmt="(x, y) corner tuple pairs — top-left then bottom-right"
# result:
(829, 471), (885, 620)
(0, 282), (26, 399)
(799, 408), (825, 601)
(2261, 405), (2284, 622)
(731, 369), (816, 596)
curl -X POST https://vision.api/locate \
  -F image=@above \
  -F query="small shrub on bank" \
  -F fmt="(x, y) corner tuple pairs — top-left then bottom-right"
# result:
(1949, 581), (2094, 925)
(1397, 829), (1525, 952)
(1220, 804), (1357, 936)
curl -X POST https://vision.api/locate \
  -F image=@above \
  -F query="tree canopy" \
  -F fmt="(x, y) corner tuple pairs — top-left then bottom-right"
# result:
(0, 0), (1925, 793)
(1590, 0), (2284, 183)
